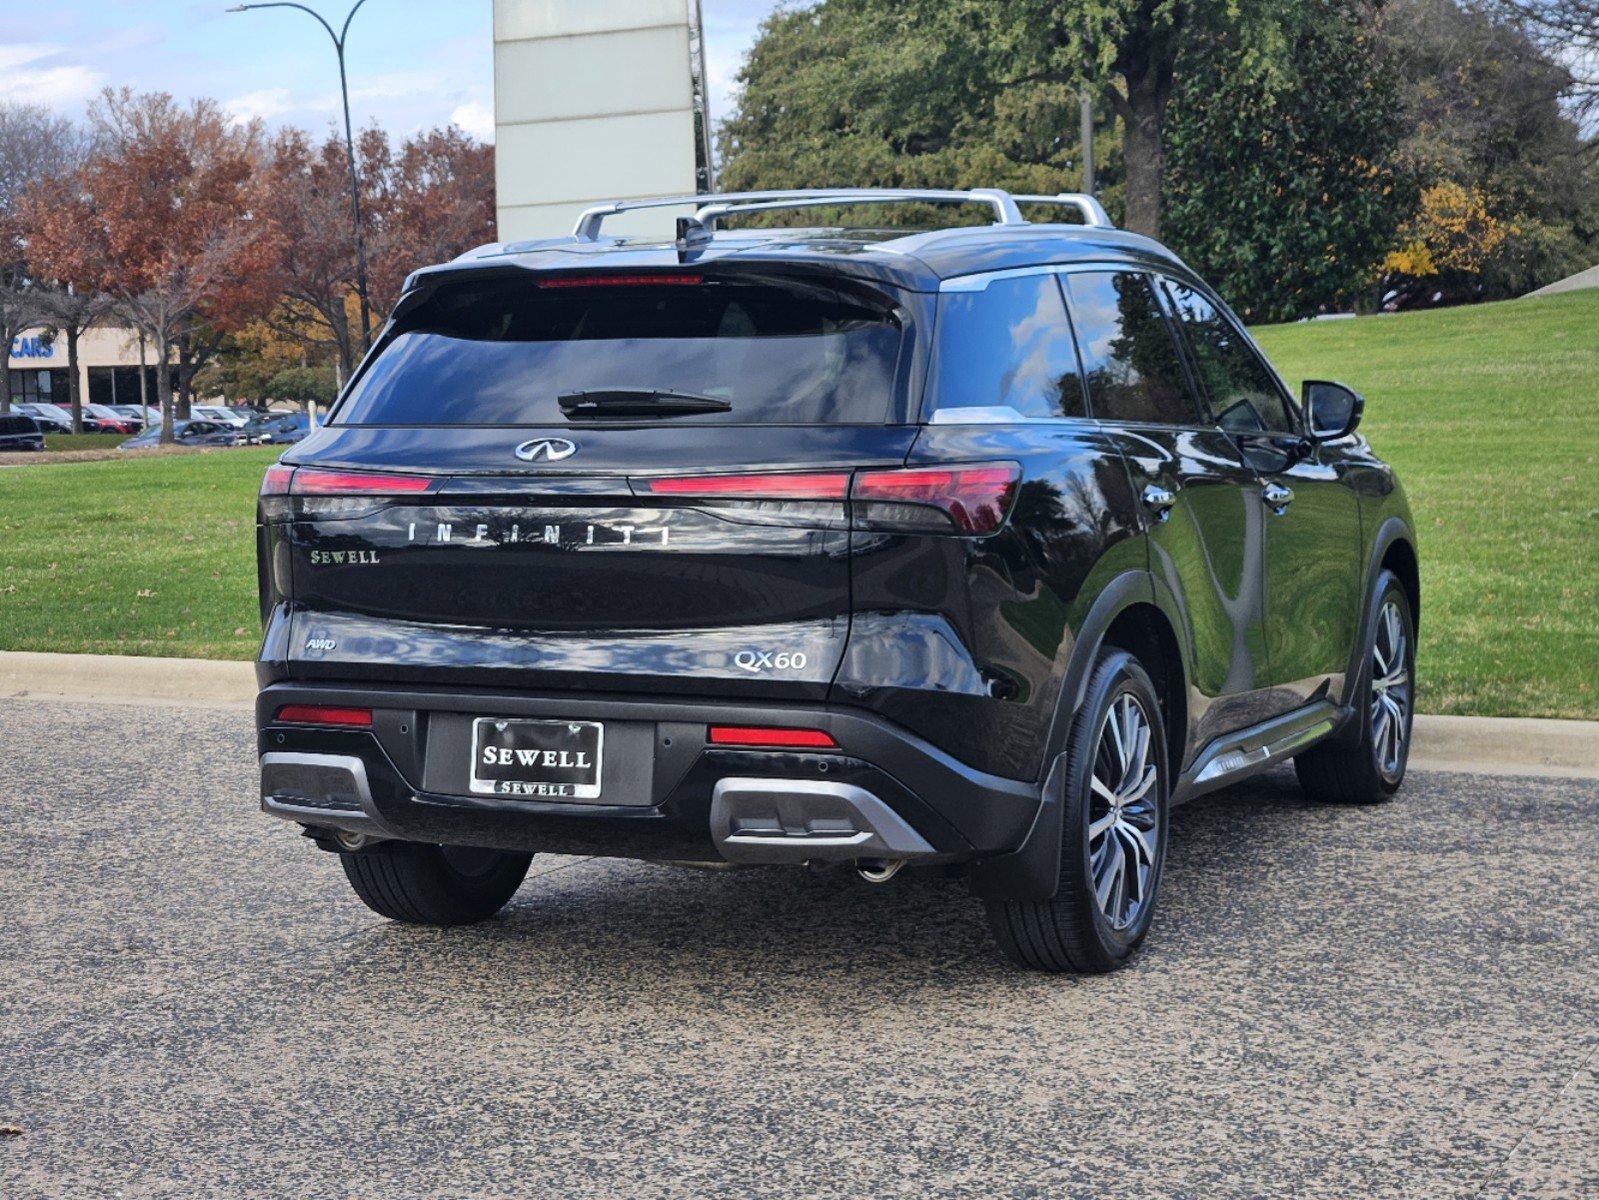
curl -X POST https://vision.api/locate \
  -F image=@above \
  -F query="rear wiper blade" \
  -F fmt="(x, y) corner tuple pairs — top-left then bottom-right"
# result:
(557, 389), (732, 420)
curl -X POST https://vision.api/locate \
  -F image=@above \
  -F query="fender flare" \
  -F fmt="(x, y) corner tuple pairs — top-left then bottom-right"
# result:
(970, 568), (1188, 902)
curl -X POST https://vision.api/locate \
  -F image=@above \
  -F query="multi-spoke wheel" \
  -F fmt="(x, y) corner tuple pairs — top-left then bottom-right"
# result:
(1296, 569), (1415, 804)
(985, 647), (1169, 973)
(1088, 694), (1161, 932)
(1369, 597), (1411, 779)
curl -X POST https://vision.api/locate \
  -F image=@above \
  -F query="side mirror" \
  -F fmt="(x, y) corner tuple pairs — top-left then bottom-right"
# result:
(1303, 380), (1363, 441)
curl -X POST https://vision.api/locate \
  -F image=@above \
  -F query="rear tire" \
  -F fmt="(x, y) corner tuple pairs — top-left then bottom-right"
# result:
(985, 648), (1170, 973)
(339, 841), (533, 925)
(1295, 570), (1414, 805)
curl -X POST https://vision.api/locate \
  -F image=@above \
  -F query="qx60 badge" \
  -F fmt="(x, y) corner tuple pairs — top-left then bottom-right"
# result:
(515, 437), (577, 462)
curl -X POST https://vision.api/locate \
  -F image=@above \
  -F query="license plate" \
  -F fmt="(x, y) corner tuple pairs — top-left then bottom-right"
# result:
(470, 718), (603, 799)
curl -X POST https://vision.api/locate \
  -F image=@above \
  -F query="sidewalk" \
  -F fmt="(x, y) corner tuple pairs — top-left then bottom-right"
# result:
(2, 650), (1596, 779)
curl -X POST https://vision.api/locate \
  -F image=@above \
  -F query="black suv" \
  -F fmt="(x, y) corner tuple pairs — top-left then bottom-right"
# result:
(0, 411), (46, 452)
(256, 189), (1417, 972)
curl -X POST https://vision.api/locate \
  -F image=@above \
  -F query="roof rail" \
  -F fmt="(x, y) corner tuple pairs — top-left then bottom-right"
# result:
(570, 187), (1113, 242)
(1014, 193), (1114, 229)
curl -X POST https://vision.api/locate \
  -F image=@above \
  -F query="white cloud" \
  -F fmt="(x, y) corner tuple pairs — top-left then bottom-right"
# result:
(450, 100), (494, 141)
(0, 44), (105, 110)
(223, 88), (296, 126)
(349, 70), (449, 103)
(0, 43), (62, 71)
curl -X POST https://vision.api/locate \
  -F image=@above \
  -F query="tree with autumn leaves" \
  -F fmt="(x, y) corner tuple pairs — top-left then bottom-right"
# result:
(24, 90), (278, 442)
(256, 122), (494, 382)
(14, 89), (495, 435)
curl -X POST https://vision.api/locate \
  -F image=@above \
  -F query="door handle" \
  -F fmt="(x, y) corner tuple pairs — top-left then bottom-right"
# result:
(1262, 482), (1294, 515)
(1141, 484), (1176, 523)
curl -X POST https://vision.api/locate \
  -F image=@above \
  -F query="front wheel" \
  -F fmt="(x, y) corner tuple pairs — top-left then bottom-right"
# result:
(1295, 569), (1415, 804)
(339, 841), (533, 925)
(985, 648), (1170, 973)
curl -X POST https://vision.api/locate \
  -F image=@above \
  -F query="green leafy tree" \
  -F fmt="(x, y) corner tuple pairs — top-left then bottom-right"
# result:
(1164, 1), (1413, 321)
(718, 0), (1297, 239)
(1386, 0), (1599, 299)
(265, 364), (338, 410)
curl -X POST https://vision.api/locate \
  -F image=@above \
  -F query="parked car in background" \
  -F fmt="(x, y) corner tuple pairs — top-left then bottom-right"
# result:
(242, 411), (313, 444)
(43, 403), (137, 434)
(255, 187), (1418, 974)
(190, 405), (248, 428)
(107, 405), (152, 429)
(13, 404), (71, 434)
(83, 404), (139, 433)
(118, 419), (246, 449)
(0, 411), (45, 451)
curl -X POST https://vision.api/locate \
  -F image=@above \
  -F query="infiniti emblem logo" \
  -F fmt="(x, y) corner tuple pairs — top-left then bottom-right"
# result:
(514, 437), (577, 462)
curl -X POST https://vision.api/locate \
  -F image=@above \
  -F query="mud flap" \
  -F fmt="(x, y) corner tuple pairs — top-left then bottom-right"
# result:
(967, 751), (1066, 902)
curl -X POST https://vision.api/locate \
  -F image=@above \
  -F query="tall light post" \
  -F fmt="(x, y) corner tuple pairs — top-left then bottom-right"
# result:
(227, 0), (375, 352)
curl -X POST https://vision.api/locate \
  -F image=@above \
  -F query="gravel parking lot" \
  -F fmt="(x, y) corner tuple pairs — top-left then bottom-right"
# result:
(2, 696), (1595, 1199)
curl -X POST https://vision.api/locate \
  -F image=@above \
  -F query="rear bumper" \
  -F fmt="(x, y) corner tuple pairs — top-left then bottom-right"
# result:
(256, 681), (1040, 865)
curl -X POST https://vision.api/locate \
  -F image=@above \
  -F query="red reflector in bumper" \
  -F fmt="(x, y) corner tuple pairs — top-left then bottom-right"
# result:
(708, 725), (838, 750)
(275, 704), (374, 728)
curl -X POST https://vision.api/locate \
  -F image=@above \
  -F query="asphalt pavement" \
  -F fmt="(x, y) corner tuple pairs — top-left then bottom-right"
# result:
(2, 696), (1595, 1199)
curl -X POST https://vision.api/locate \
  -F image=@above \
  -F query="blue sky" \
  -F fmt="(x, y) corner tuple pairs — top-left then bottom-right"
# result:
(0, 0), (780, 140)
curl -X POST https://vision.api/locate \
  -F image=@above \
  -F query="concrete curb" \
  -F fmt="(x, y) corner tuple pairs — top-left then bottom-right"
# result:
(2, 650), (1596, 778)
(0, 651), (256, 711)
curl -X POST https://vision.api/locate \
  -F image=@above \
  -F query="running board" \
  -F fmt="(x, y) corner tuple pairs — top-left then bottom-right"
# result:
(1173, 701), (1346, 804)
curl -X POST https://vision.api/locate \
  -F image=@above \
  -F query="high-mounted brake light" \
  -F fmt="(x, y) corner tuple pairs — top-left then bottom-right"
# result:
(288, 468), (435, 495)
(275, 704), (373, 728)
(641, 472), (850, 500)
(708, 726), (838, 750)
(853, 463), (1021, 535)
(538, 273), (703, 289)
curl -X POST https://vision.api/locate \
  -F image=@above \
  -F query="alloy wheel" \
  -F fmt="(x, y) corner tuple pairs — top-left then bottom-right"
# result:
(1088, 694), (1161, 931)
(1370, 597), (1412, 778)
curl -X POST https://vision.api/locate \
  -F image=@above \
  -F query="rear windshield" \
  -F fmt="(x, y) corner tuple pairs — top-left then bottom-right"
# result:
(335, 275), (905, 426)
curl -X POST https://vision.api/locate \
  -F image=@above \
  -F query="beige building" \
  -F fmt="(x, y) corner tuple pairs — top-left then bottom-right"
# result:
(493, 0), (713, 241)
(7, 324), (166, 412)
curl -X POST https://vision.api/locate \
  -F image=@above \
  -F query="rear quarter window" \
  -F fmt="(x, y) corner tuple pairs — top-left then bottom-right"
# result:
(335, 275), (906, 426)
(924, 273), (1086, 421)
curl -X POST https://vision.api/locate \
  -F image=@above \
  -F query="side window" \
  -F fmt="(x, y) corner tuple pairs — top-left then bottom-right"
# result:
(1061, 271), (1200, 425)
(1162, 280), (1297, 434)
(926, 272), (1086, 420)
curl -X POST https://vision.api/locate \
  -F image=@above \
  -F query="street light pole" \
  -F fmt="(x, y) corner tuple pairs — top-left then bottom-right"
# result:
(228, 1), (375, 353)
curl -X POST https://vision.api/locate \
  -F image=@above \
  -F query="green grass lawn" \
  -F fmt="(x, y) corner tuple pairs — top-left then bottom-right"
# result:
(1253, 289), (1598, 720)
(0, 448), (278, 660)
(0, 290), (1594, 717)
(42, 433), (129, 451)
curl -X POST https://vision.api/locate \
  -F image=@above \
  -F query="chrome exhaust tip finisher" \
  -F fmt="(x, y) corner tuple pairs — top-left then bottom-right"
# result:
(856, 859), (905, 884)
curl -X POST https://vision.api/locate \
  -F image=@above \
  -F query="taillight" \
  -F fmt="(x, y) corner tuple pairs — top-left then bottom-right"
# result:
(639, 472), (849, 500)
(259, 464), (435, 497)
(708, 725), (838, 750)
(261, 463), (295, 495)
(275, 704), (373, 727)
(290, 468), (435, 495)
(638, 464), (1021, 534)
(853, 463), (1020, 535)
